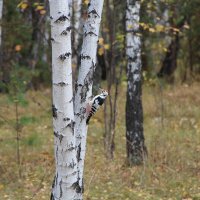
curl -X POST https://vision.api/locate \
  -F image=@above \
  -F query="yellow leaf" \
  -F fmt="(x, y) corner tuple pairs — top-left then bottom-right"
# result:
(21, 3), (28, 10)
(163, 47), (168, 52)
(172, 27), (180, 33)
(83, 0), (89, 5)
(139, 22), (149, 30)
(98, 38), (104, 45)
(155, 24), (165, 32)
(183, 24), (190, 29)
(128, 24), (133, 29)
(104, 44), (110, 50)
(33, 3), (39, 6)
(36, 5), (44, 11)
(98, 47), (104, 56)
(149, 27), (156, 33)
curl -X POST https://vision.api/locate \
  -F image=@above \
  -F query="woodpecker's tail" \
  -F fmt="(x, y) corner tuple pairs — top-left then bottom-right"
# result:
(86, 115), (91, 125)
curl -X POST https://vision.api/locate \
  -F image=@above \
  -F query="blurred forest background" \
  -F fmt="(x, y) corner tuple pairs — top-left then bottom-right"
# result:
(0, 0), (200, 199)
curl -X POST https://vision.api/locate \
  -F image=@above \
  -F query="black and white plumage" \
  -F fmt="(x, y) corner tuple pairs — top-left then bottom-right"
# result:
(86, 90), (108, 124)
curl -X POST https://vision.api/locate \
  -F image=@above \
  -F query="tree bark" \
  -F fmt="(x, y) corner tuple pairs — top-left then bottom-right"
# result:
(157, 33), (180, 79)
(73, 0), (82, 54)
(0, 0), (3, 66)
(125, 0), (147, 166)
(157, 11), (185, 80)
(74, 0), (104, 198)
(49, 0), (78, 199)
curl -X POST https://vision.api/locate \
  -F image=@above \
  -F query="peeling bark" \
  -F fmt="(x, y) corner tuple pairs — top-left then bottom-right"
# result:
(125, 0), (147, 166)
(49, 0), (78, 199)
(74, 0), (104, 198)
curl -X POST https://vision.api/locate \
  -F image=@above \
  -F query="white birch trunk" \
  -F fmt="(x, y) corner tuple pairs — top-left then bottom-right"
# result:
(0, 0), (3, 48)
(49, 0), (78, 199)
(126, 0), (147, 165)
(74, 0), (104, 198)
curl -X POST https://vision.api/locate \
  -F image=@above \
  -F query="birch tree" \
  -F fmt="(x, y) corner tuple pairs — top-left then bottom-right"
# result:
(49, 0), (78, 199)
(49, 0), (104, 199)
(74, 0), (104, 197)
(0, 0), (3, 64)
(125, 0), (147, 165)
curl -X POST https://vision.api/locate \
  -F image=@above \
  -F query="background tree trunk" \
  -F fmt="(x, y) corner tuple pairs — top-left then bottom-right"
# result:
(74, 0), (104, 198)
(49, 0), (78, 199)
(125, 0), (147, 166)
(72, 0), (82, 55)
(0, 0), (3, 67)
(157, 33), (180, 80)
(157, 10), (186, 80)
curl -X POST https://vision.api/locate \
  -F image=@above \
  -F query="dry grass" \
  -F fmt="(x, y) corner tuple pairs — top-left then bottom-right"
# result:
(0, 82), (200, 200)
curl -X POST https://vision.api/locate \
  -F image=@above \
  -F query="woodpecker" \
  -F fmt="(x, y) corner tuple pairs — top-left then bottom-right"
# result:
(86, 90), (108, 124)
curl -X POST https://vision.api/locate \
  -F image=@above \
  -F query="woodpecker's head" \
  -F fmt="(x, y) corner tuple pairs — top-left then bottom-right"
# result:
(100, 89), (108, 98)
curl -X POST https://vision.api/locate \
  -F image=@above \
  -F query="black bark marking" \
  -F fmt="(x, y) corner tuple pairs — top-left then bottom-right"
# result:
(50, 38), (55, 42)
(68, 159), (76, 168)
(53, 82), (68, 87)
(76, 134), (82, 139)
(77, 143), (81, 162)
(59, 52), (71, 61)
(75, 82), (83, 92)
(69, 97), (73, 103)
(126, 29), (140, 34)
(63, 120), (75, 132)
(68, 120), (75, 131)
(71, 181), (82, 193)
(128, 56), (137, 62)
(63, 117), (70, 121)
(59, 179), (63, 198)
(80, 54), (91, 60)
(85, 31), (98, 37)
(55, 15), (68, 23)
(75, 112), (80, 117)
(88, 9), (100, 18)
(67, 146), (75, 151)
(65, 171), (77, 179)
(56, 146), (58, 164)
(50, 16), (53, 20)
(66, 142), (74, 151)
(61, 26), (72, 35)
(80, 66), (94, 103)
(51, 175), (56, 189)
(50, 193), (55, 200)
(54, 131), (64, 143)
(52, 104), (58, 118)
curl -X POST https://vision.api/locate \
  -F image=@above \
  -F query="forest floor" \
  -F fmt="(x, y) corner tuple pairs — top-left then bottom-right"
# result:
(0, 81), (200, 200)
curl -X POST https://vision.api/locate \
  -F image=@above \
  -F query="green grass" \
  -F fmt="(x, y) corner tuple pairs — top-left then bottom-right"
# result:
(0, 83), (200, 200)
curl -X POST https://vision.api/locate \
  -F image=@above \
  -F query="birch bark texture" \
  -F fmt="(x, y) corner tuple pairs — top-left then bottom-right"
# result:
(74, 0), (104, 195)
(125, 0), (147, 165)
(49, 0), (78, 199)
